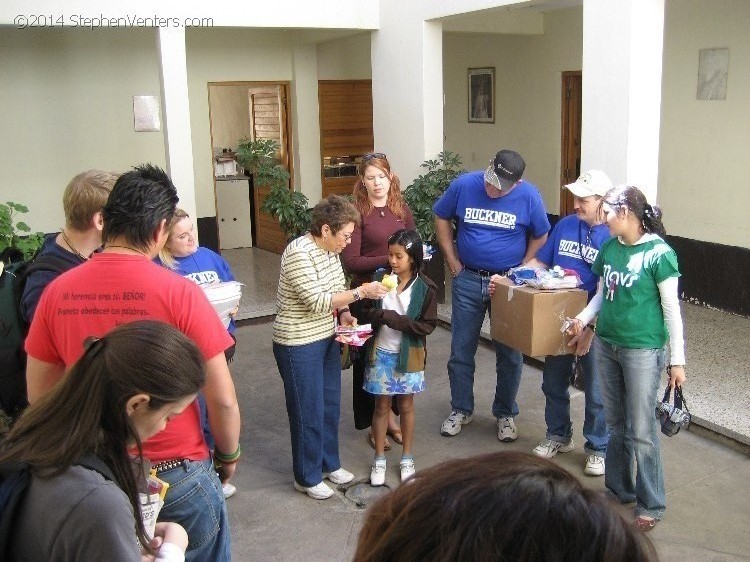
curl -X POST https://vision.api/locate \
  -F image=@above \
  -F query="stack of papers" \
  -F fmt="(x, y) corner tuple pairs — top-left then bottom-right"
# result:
(201, 281), (243, 328)
(335, 324), (373, 347)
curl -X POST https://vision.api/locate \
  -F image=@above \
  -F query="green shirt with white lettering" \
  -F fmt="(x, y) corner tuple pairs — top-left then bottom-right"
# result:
(592, 234), (680, 349)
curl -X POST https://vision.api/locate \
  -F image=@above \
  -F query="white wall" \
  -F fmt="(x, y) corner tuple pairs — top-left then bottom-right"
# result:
(443, 7), (583, 213)
(372, 0), (444, 186)
(659, 0), (750, 248)
(0, 0), (378, 29)
(209, 86), (252, 152)
(186, 29), (295, 216)
(317, 33), (372, 80)
(0, 28), (166, 233)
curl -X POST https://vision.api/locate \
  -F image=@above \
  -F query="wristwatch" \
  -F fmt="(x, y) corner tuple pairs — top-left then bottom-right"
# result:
(352, 288), (362, 301)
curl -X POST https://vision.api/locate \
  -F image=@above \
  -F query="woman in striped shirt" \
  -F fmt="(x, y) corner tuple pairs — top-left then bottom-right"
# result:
(273, 195), (388, 500)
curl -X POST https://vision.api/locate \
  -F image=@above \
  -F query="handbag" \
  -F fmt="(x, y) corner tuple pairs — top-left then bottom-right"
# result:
(340, 343), (353, 370)
(656, 384), (691, 437)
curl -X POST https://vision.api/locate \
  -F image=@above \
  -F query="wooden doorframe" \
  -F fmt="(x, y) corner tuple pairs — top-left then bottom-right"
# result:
(560, 71), (582, 216)
(207, 81), (293, 254)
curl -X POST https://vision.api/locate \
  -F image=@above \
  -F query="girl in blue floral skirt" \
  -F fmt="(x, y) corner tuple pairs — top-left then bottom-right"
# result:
(361, 229), (438, 485)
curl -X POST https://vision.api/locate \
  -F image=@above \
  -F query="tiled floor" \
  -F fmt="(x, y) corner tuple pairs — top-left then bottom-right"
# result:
(224, 247), (750, 445)
(223, 248), (279, 320)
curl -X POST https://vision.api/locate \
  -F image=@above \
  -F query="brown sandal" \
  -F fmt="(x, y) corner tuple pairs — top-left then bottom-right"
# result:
(368, 432), (391, 451)
(387, 428), (403, 445)
(634, 516), (657, 532)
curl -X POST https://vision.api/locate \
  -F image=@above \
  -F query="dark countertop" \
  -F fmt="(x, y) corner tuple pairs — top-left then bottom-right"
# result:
(215, 175), (250, 181)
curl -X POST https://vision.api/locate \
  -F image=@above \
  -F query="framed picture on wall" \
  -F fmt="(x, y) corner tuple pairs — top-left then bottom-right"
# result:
(468, 67), (494, 123)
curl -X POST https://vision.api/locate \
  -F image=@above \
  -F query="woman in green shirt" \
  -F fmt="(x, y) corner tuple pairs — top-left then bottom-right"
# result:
(569, 185), (686, 532)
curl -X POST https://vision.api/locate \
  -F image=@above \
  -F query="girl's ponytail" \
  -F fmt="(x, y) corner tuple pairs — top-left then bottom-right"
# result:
(642, 203), (666, 237)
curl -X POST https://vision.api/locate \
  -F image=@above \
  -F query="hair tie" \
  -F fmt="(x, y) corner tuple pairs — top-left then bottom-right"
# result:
(83, 336), (106, 358)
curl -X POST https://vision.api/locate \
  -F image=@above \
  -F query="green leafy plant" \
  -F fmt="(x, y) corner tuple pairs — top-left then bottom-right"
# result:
(236, 138), (311, 240)
(403, 151), (465, 242)
(0, 202), (45, 261)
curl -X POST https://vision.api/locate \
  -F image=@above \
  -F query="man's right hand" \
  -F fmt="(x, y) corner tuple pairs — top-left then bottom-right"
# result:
(447, 258), (463, 278)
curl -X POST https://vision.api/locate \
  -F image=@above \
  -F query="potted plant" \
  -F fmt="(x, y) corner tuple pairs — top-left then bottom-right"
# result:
(1, 201), (44, 263)
(236, 138), (311, 241)
(403, 151), (465, 303)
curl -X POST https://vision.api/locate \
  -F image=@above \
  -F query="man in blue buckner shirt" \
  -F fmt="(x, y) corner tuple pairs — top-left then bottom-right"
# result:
(433, 149), (550, 443)
(521, 169), (613, 477)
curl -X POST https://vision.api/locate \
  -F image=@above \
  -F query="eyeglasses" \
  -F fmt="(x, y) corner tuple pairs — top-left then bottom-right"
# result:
(362, 152), (387, 162)
(338, 230), (353, 242)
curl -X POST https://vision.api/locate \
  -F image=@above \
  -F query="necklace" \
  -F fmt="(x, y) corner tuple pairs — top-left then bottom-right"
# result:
(105, 244), (148, 257)
(60, 230), (89, 261)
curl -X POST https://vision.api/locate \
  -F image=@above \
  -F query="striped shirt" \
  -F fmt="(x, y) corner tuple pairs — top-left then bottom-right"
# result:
(273, 235), (347, 346)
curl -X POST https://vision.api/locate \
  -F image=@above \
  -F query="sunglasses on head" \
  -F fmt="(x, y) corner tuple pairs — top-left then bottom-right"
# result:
(362, 152), (387, 162)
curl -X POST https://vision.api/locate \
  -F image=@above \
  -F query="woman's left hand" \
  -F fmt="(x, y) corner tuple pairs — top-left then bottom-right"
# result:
(668, 365), (686, 388)
(570, 327), (594, 356)
(340, 311), (357, 326)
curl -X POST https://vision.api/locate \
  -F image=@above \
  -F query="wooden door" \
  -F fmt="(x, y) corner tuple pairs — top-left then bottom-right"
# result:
(250, 84), (292, 254)
(560, 72), (582, 216)
(318, 80), (374, 197)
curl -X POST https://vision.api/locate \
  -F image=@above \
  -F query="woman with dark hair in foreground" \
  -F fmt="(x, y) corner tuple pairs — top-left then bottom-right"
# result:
(1, 320), (205, 561)
(354, 451), (658, 562)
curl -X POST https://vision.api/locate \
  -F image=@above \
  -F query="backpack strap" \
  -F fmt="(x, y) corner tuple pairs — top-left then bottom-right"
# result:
(75, 454), (119, 488)
(21, 254), (70, 278)
(0, 461), (32, 558)
(0, 456), (118, 559)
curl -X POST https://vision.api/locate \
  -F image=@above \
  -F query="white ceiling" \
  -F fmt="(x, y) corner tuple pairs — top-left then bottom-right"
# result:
(440, 0), (582, 34)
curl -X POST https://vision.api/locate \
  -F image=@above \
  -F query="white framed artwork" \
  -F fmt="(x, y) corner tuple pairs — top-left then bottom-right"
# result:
(133, 95), (161, 132)
(697, 48), (728, 101)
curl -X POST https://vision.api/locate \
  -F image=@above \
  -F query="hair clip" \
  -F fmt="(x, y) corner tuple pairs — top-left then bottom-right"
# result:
(83, 336), (106, 356)
(405, 242), (413, 249)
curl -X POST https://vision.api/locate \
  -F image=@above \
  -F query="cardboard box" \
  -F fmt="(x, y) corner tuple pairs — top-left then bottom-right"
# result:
(490, 277), (588, 357)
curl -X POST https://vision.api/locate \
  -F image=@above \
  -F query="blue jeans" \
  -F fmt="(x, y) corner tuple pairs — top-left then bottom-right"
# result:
(542, 351), (608, 455)
(273, 336), (342, 487)
(595, 337), (666, 519)
(158, 458), (231, 562)
(448, 269), (523, 418)
(197, 393), (215, 451)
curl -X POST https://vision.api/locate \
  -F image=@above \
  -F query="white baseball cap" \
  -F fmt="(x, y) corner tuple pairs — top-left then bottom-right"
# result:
(564, 170), (613, 198)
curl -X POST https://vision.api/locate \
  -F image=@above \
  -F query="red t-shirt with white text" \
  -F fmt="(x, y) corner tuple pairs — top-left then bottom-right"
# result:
(26, 253), (234, 462)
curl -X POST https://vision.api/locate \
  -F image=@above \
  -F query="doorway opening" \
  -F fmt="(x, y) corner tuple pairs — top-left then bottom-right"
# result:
(560, 71), (582, 217)
(208, 81), (292, 254)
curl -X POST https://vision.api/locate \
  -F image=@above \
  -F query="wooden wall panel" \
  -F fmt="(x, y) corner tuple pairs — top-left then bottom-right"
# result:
(318, 80), (374, 197)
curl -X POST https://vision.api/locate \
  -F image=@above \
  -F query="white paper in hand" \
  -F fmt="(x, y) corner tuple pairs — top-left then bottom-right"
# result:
(201, 281), (243, 327)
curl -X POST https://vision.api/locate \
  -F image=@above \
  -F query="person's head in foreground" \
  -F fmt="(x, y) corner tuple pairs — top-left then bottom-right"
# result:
(354, 451), (658, 562)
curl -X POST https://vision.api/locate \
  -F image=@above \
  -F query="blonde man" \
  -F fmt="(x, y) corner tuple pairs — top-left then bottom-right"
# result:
(20, 169), (117, 323)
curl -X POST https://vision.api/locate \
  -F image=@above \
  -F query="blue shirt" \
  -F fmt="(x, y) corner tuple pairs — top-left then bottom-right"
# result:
(535, 214), (610, 298)
(20, 233), (84, 324)
(433, 171), (550, 272)
(155, 247), (237, 333)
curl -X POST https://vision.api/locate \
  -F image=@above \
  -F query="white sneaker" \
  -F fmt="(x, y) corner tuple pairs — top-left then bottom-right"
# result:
(497, 417), (518, 442)
(370, 459), (386, 487)
(441, 411), (474, 436)
(400, 459), (416, 482)
(532, 438), (575, 458)
(222, 482), (237, 499)
(324, 467), (355, 485)
(584, 454), (605, 476)
(293, 481), (334, 500)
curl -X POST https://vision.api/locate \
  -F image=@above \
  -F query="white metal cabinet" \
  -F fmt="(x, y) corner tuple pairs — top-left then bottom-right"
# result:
(215, 179), (253, 249)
